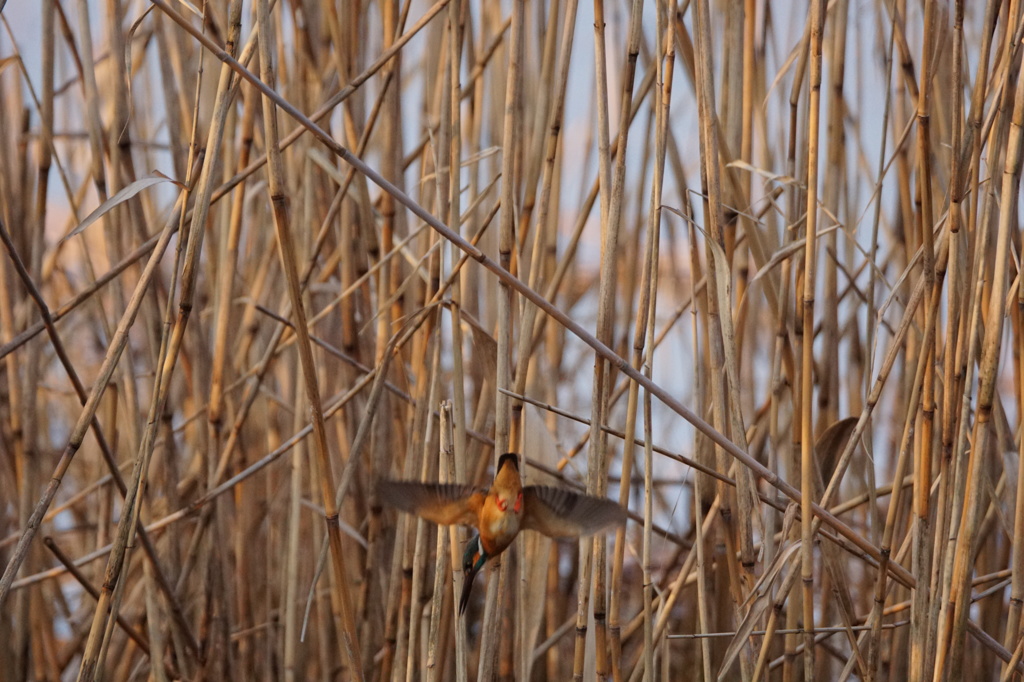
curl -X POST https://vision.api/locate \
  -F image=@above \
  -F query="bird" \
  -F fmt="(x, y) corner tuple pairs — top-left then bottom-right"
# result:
(377, 452), (628, 614)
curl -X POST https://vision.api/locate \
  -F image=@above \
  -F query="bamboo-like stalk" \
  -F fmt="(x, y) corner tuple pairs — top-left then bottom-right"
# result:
(1008, 173), (1024, 680)
(0, 178), (28, 682)
(23, 7), (55, 679)
(910, 2), (939, 680)
(282, 378), (306, 682)
(373, 10), (402, 667)
(777, 19), (812, 681)
(798, 0), (826, 677)
(406, 313), (444, 682)
(572, 3), (612, 659)
(695, 481), (714, 682)
(639, 5), (671, 680)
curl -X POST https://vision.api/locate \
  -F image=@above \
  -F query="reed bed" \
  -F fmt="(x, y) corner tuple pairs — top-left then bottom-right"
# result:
(0, 0), (1022, 680)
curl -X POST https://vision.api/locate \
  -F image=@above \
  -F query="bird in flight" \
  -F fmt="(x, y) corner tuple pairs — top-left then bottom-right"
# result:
(378, 453), (627, 614)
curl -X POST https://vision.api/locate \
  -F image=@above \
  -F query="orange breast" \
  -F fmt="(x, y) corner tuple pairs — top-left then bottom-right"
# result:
(478, 497), (522, 557)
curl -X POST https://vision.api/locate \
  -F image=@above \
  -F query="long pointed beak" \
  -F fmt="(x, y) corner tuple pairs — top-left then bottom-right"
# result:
(459, 561), (482, 615)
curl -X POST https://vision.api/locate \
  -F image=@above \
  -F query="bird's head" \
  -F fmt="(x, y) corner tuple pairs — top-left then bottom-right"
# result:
(492, 453), (524, 513)
(459, 535), (487, 614)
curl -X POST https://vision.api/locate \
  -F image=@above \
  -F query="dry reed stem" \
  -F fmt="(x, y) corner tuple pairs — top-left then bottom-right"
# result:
(798, 2), (826, 679)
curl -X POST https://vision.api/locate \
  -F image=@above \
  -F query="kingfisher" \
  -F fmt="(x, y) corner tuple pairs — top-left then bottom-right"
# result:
(378, 452), (627, 614)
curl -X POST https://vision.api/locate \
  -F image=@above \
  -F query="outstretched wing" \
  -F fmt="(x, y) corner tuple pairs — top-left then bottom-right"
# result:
(376, 480), (485, 527)
(521, 486), (627, 538)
